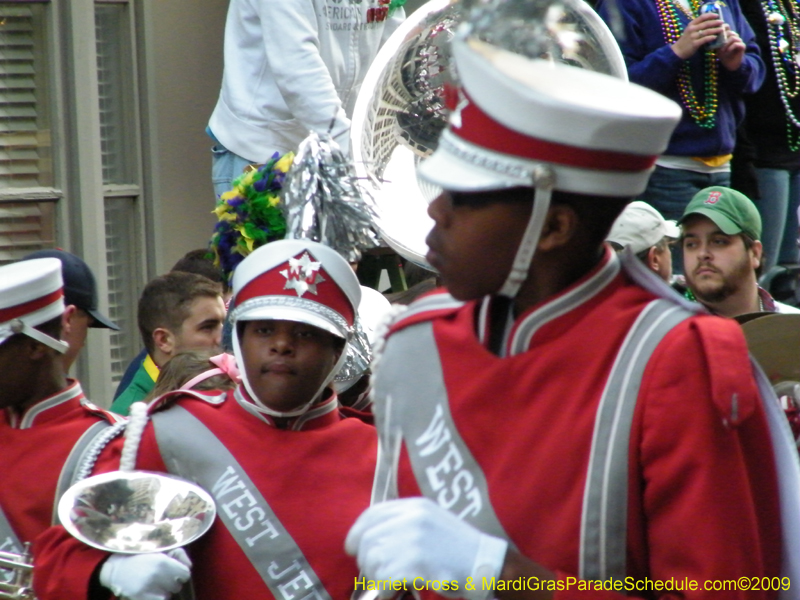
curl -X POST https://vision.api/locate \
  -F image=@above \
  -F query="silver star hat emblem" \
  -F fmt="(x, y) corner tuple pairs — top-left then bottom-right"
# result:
(279, 251), (326, 297)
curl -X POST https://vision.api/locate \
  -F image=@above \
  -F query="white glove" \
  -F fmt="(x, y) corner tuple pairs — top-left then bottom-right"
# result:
(345, 498), (508, 600)
(99, 549), (192, 600)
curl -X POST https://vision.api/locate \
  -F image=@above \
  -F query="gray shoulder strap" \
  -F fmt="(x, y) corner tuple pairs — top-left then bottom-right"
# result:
(371, 320), (514, 546)
(152, 405), (333, 600)
(579, 299), (693, 580)
(750, 359), (800, 600)
(0, 420), (116, 582)
(0, 506), (24, 583)
(52, 419), (116, 525)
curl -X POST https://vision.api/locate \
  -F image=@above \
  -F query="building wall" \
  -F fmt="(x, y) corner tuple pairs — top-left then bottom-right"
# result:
(146, 0), (228, 275)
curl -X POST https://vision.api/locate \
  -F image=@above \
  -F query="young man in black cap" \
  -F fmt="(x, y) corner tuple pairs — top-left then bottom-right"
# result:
(22, 249), (119, 371)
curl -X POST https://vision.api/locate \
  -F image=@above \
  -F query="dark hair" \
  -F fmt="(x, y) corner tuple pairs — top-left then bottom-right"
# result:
(144, 349), (237, 401)
(138, 272), (222, 355)
(171, 249), (229, 293)
(549, 189), (632, 248)
(36, 315), (63, 340)
(741, 233), (764, 278)
(470, 186), (631, 242)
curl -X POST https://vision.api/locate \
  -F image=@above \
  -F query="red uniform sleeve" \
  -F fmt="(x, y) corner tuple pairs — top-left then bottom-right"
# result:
(552, 316), (781, 600)
(33, 525), (111, 600)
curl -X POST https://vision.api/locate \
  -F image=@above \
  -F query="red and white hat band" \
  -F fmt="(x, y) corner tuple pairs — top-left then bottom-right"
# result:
(449, 89), (657, 174)
(0, 288), (63, 325)
(235, 251), (355, 326)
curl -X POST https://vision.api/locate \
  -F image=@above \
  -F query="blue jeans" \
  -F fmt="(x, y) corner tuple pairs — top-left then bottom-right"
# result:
(638, 166), (731, 274)
(754, 167), (800, 271)
(211, 142), (254, 203)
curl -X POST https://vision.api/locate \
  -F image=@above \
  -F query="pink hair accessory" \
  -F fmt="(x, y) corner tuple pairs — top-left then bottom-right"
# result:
(180, 353), (241, 391)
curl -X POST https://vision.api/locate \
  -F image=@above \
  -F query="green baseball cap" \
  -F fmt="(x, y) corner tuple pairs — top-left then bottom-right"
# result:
(679, 186), (762, 240)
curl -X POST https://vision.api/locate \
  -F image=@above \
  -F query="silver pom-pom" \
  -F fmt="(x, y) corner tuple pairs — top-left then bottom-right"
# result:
(282, 132), (379, 263)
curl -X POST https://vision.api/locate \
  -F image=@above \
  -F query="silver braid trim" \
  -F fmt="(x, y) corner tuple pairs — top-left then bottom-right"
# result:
(120, 402), (149, 472)
(367, 304), (409, 403)
(334, 317), (371, 383)
(231, 295), (351, 338)
(440, 132), (538, 181)
(73, 421), (128, 482)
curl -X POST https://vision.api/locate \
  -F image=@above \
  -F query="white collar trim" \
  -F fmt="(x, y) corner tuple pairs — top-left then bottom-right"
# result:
(16, 381), (84, 429)
(508, 251), (621, 356)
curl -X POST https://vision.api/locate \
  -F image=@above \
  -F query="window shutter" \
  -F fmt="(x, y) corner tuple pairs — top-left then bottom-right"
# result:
(0, 4), (51, 187)
(104, 196), (138, 383)
(96, 3), (141, 383)
(0, 200), (55, 265)
(95, 5), (129, 185)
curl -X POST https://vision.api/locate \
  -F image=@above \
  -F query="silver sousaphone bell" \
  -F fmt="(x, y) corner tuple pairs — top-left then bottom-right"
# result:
(351, 0), (628, 268)
(57, 471), (216, 555)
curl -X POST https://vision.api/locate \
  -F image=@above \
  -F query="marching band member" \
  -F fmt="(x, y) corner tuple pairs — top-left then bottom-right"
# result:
(0, 259), (135, 589)
(34, 239), (386, 600)
(345, 32), (800, 600)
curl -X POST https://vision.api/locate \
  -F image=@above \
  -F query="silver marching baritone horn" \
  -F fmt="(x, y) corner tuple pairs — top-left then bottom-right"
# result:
(350, 0), (627, 269)
(0, 544), (34, 600)
(0, 403), (217, 600)
(57, 471), (216, 556)
(56, 404), (217, 600)
(0, 467), (218, 600)
(0, 404), (216, 600)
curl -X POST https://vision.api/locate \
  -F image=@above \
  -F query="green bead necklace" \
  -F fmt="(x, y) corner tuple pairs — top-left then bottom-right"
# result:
(656, 0), (720, 128)
(760, 0), (800, 150)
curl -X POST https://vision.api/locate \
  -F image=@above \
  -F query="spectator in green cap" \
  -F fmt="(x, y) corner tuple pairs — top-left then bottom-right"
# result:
(680, 186), (800, 317)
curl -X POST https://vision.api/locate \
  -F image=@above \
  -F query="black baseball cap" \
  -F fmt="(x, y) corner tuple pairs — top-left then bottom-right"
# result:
(21, 249), (120, 330)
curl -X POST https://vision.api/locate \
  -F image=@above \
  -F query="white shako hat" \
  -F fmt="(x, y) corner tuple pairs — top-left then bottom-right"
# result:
(0, 258), (69, 353)
(229, 239), (361, 416)
(607, 201), (680, 254)
(231, 239), (361, 338)
(418, 36), (682, 297)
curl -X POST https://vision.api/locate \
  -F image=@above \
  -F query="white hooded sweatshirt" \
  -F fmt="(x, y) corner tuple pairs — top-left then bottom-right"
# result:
(208, 0), (404, 161)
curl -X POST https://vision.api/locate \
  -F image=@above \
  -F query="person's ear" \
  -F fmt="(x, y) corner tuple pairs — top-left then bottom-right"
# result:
(750, 239), (763, 271)
(537, 204), (578, 252)
(61, 305), (77, 336)
(25, 335), (50, 361)
(647, 246), (661, 274)
(152, 327), (176, 357)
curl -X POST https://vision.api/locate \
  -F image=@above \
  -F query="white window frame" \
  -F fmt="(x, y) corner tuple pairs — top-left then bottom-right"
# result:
(0, 0), (151, 404)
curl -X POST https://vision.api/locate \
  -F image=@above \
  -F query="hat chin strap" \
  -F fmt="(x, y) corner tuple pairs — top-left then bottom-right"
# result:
(9, 319), (69, 354)
(232, 327), (349, 419)
(498, 166), (555, 299)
